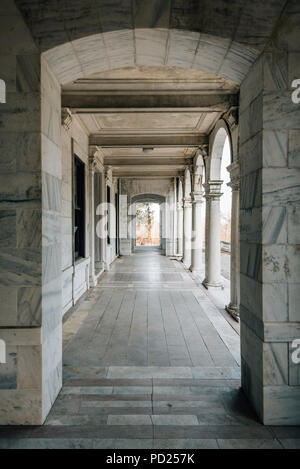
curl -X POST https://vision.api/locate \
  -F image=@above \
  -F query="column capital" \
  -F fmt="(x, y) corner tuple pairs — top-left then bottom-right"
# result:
(191, 191), (204, 203)
(203, 180), (223, 200)
(89, 146), (104, 171)
(61, 107), (72, 131)
(227, 159), (240, 191)
(223, 106), (239, 131)
(183, 197), (192, 208)
(177, 201), (183, 210)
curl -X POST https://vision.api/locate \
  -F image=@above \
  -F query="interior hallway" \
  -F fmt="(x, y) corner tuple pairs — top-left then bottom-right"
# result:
(0, 251), (297, 449)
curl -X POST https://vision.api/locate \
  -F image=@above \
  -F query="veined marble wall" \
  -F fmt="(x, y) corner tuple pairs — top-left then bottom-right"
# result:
(119, 178), (175, 256)
(0, 4), (63, 423)
(239, 0), (300, 425)
(0, 4), (43, 424)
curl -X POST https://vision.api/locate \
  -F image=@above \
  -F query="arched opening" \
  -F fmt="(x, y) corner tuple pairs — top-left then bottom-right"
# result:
(0, 0), (298, 433)
(131, 193), (166, 253)
(220, 136), (232, 280)
(136, 202), (160, 247)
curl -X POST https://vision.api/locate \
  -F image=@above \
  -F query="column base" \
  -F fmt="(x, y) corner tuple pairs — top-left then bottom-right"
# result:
(189, 267), (204, 278)
(225, 303), (240, 322)
(202, 279), (224, 290)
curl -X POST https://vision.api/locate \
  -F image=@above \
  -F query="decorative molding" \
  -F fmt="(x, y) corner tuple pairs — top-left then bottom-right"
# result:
(89, 146), (104, 171)
(203, 180), (223, 200)
(223, 106), (238, 130)
(227, 160), (240, 191)
(61, 107), (72, 131)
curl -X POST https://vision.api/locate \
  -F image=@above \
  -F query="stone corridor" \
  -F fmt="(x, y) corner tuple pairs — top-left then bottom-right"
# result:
(0, 251), (299, 449)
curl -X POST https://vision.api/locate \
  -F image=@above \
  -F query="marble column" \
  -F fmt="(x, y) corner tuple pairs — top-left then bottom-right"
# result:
(177, 200), (183, 256)
(182, 196), (192, 268)
(203, 181), (223, 289)
(226, 161), (240, 321)
(190, 191), (204, 274)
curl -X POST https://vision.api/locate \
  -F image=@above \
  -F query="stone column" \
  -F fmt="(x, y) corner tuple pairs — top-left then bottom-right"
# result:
(226, 161), (240, 321)
(203, 181), (223, 289)
(177, 200), (183, 256)
(182, 196), (192, 268)
(190, 191), (204, 274)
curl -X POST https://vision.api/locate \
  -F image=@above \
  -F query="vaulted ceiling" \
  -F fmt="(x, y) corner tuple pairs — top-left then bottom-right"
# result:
(14, 0), (288, 179)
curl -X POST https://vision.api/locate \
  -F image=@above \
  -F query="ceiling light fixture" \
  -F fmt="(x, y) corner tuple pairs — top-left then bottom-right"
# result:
(142, 147), (154, 154)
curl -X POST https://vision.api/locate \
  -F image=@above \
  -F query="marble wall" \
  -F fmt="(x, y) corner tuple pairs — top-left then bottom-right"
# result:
(0, 4), (44, 424)
(239, 0), (300, 424)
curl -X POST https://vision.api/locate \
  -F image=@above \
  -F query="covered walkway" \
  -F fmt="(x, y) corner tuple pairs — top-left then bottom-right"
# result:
(0, 251), (293, 449)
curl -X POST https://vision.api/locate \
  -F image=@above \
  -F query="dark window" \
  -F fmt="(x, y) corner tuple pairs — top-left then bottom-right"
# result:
(107, 185), (111, 245)
(74, 155), (85, 260)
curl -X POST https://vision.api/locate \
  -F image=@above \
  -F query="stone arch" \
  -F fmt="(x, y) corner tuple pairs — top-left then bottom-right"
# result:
(42, 29), (258, 85)
(207, 119), (233, 181)
(131, 193), (166, 253)
(184, 168), (192, 199)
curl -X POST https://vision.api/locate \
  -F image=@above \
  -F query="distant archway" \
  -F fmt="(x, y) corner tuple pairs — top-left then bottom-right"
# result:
(131, 193), (166, 253)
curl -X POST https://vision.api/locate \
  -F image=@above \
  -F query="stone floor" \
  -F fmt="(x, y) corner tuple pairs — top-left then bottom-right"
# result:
(1, 250), (299, 449)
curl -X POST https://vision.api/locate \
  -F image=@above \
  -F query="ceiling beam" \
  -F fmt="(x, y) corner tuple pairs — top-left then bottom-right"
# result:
(62, 93), (238, 112)
(89, 134), (208, 147)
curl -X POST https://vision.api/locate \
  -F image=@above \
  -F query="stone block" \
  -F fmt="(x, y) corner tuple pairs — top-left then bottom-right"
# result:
(288, 130), (300, 168)
(240, 207), (261, 243)
(0, 389), (42, 425)
(262, 206), (287, 244)
(263, 50), (288, 90)
(0, 346), (17, 389)
(167, 29), (199, 69)
(240, 170), (262, 210)
(0, 210), (16, 247)
(262, 129), (287, 167)
(0, 286), (17, 326)
(17, 345), (41, 389)
(263, 342), (288, 385)
(262, 282), (288, 322)
(239, 131), (262, 176)
(17, 209), (42, 248)
(135, 28), (167, 66)
(263, 385), (300, 425)
(16, 54), (40, 92)
(288, 283), (300, 321)
(17, 286), (42, 326)
(263, 91), (300, 130)
(263, 168), (300, 206)
(240, 241), (262, 281)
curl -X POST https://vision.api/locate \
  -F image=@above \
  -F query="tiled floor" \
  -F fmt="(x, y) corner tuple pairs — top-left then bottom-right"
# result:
(1, 250), (300, 449)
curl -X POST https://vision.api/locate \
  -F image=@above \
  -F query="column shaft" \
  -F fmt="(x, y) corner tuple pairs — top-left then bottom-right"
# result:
(190, 193), (204, 274)
(203, 182), (223, 289)
(177, 202), (183, 256)
(182, 198), (192, 268)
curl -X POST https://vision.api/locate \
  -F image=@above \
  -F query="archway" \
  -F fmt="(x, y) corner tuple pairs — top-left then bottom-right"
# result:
(131, 193), (166, 253)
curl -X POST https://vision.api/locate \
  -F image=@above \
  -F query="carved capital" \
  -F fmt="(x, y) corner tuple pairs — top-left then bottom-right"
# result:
(191, 191), (204, 204)
(61, 107), (72, 131)
(203, 180), (223, 200)
(223, 106), (238, 130)
(198, 144), (209, 159)
(227, 160), (240, 191)
(183, 197), (192, 208)
(105, 166), (112, 184)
